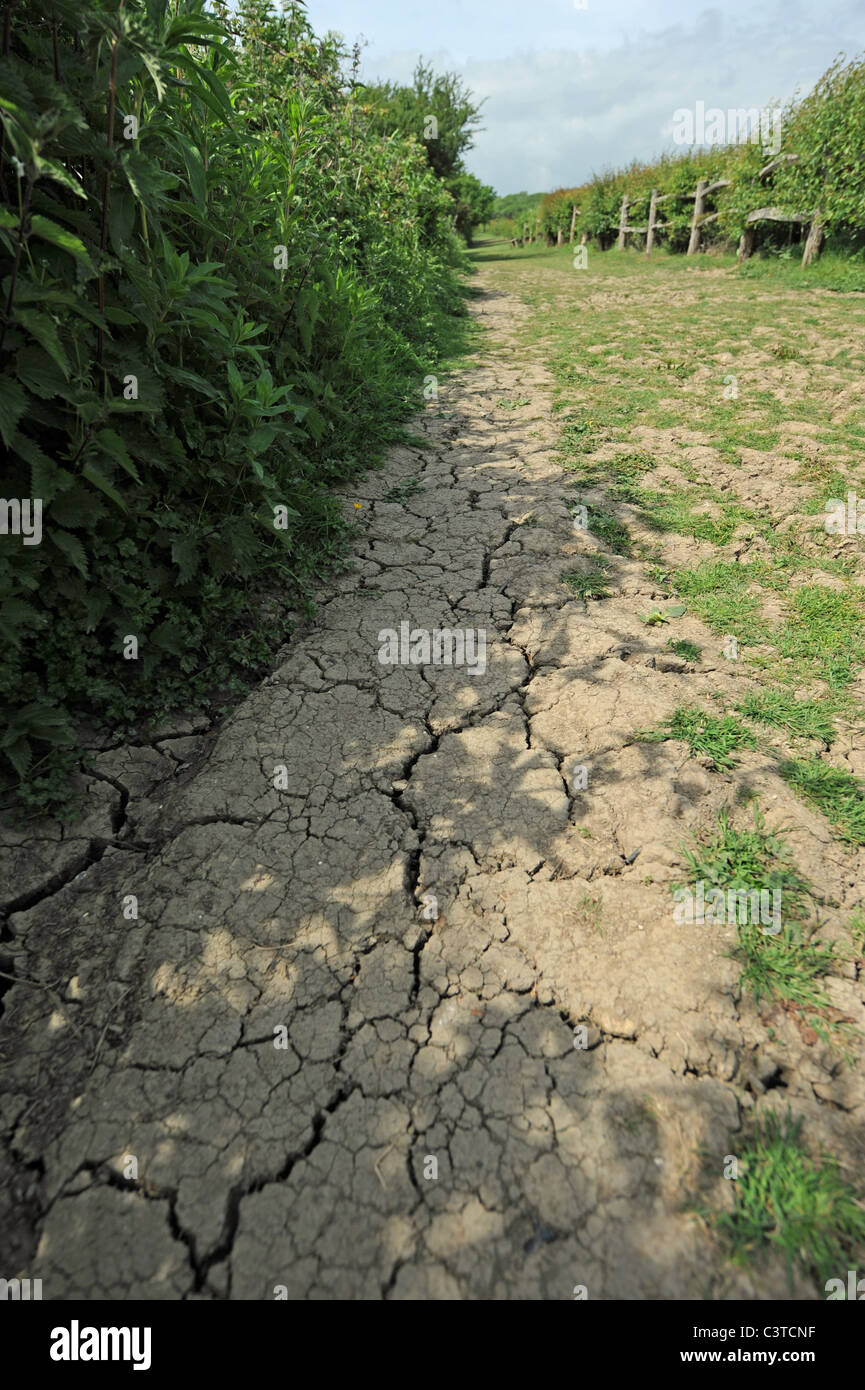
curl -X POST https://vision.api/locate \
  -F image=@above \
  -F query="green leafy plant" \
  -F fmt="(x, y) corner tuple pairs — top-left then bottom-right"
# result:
(382, 476), (425, 502)
(640, 603), (687, 625)
(0, 0), (471, 811)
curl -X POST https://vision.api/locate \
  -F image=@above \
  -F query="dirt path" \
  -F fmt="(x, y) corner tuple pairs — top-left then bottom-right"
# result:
(1, 266), (861, 1299)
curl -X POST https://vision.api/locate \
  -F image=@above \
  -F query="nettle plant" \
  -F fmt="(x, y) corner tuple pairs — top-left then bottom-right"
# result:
(0, 0), (464, 811)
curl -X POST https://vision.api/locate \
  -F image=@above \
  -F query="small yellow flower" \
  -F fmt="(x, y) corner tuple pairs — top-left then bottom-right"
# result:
(353, 502), (363, 509)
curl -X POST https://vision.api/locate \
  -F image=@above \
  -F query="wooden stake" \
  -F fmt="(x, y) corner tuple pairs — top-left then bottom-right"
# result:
(646, 188), (658, 254)
(687, 179), (707, 255)
(617, 194), (629, 250)
(801, 211), (824, 268)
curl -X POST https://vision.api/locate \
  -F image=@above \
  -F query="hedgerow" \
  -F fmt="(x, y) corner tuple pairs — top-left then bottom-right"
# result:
(538, 53), (865, 257)
(0, 0), (469, 812)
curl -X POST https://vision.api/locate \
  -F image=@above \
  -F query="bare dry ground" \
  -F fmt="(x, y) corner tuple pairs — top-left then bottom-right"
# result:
(1, 252), (863, 1299)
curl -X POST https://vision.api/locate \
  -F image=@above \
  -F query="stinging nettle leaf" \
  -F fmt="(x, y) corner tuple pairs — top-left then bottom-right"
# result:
(82, 461), (129, 510)
(0, 377), (28, 448)
(173, 130), (208, 213)
(14, 344), (69, 398)
(95, 428), (142, 483)
(14, 308), (71, 378)
(50, 528), (89, 578)
(29, 214), (95, 271)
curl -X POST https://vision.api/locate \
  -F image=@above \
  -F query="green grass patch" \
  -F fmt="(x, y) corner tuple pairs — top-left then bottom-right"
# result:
(676, 808), (846, 1039)
(736, 691), (838, 744)
(679, 807), (812, 925)
(636, 706), (755, 770)
(635, 490), (755, 546)
(671, 563), (764, 640)
(734, 923), (840, 1027)
(779, 759), (865, 845)
(706, 1111), (865, 1291)
(738, 251), (865, 295)
(561, 566), (611, 601)
(776, 586), (865, 690)
(586, 506), (632, 555)
(770, 342), (803, 361)
(668, 638), (702, 662)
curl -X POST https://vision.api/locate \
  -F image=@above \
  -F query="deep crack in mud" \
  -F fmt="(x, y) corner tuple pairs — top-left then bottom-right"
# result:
(0, 274), (862, 1300)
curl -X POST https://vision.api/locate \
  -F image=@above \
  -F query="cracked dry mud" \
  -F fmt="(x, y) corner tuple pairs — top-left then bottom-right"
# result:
(1, 270), (863, 1301)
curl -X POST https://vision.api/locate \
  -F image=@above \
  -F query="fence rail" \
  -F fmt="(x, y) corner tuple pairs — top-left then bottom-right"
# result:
(508, 174), (823, 267)
(563, 176), (825, 267)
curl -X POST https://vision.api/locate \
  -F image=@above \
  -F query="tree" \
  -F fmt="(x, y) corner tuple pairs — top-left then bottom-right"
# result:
(446, 169), (495, 241)
(362, 59), (491, 240)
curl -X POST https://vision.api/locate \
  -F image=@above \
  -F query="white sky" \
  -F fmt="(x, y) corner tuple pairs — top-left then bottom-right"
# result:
(299, 0), (865, 194)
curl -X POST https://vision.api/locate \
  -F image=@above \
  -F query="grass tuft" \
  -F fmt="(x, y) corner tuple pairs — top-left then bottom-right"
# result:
(636, 706), (755, 770)
(706, 1111), (865, 1291)
(667, 637), (702, 662)
(736, 691), (837, 744)
(676, 808), (850, 1041)
(779, 759), (865, 845)
(561, 565), (611, 601)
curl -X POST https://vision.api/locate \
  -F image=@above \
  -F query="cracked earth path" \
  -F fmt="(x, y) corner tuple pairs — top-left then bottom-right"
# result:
(1, 269), (862, 1299)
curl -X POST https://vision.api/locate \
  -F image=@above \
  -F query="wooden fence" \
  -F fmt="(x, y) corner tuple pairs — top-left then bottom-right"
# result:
(541, 154), (823, 267)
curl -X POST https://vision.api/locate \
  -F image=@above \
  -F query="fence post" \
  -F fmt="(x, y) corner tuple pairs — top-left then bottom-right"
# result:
(687, 179), (707, 255)
(801, 211), (824, 267)
(569, 204), (578, 243)
(646, 188), (658, 254)
(737, 228), (755, 261)
(617, 194), (629, 250)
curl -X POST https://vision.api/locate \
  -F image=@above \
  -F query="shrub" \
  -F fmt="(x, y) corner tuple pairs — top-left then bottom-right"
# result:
(0, 0), (468, 810)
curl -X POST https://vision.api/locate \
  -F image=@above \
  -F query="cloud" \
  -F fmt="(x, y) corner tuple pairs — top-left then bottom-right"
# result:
(346, 3), (864, 193)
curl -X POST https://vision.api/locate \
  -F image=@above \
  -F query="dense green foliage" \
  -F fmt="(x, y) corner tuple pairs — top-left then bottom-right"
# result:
(480, 190), (544, 240)
(363, 59), (494, 240)
(538, 54), (865, 259)
(0, 0), (469, 810)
